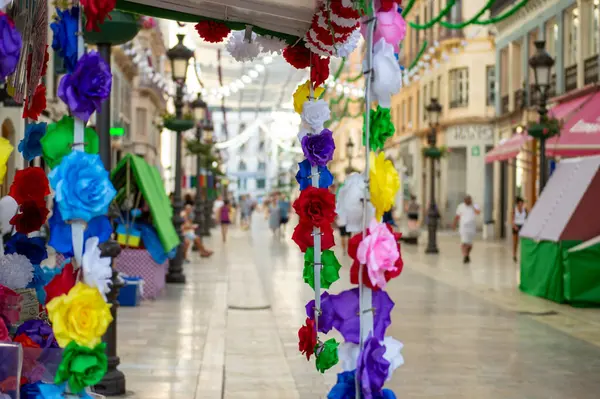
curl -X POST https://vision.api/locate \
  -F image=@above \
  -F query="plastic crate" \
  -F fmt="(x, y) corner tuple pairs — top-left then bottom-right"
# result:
(117, 276), (143, 307)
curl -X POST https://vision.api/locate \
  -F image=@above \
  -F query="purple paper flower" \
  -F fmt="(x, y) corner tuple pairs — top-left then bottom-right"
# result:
(301, 129), (335, 166)
(0, 12), (22, 80)
(357, 334), (391, 399)
(305, 291), (336, 333)
(15, 319), (58, 349)
(58, 51), (112, 122)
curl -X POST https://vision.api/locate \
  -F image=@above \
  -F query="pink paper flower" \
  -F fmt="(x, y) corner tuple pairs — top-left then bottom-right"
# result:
(357, 219), (399, 288)
(0, 317), (10, 342)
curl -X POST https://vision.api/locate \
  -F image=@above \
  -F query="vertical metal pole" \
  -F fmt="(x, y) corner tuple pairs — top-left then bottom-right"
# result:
(194, 124), (204, 238)
(166, 83), (186, 283)
(538, 90), (548, 193)
(425, 128), (439, 254)
(97, 44), (112, 169)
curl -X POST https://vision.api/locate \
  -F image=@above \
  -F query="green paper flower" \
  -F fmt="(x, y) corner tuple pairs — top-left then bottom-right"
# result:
(303, 247), (342, 290)
(315, 338), (339, 373)
(55, 341), (108, 393)
(363, 106), (395, 151)
(41, 116), (99, 169)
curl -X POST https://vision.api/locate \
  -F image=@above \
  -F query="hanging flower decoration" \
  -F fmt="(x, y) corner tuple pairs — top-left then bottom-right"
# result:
(226, 30), (261, 62)
(80, 0), (116, 32)
(303, 247), (341, 290)
(0, 254), (33, 290)
(19, 122), (47, 162)
(255, 34), (287, 54)
(357, 334), (391, 399)
(527, 117), (562, 139)
(336, 173), (375, 233)
(297, 317), (317, 360)
(26, 382), (94, 398)
(49, 151), (116, 222)
(338, 336), (404, 384)
(293, 186), (336, 229)
(82, 237), (112, 301)
(361, 2), (407, 53)
(301, 129), (335, 167)
(315, 338), (339, 373)
(295, 159), (333, 191)
(10, 200), (50, 234)
(0, 137), (14, 182)
(369, 152), (400, 220)
(363, 106), (395, 152)
(292, 222), (335, 252)
(0, 12), (22, 80)
(41, 115), (100, 169)
(327, 370), (398, 399)
(370, 38), (401, 108)
(310, 54), (330, 89)
(0, 317), (9, 342)
(349, 245), (403, 291)
(15, 320), (59, 349)
(335, 28), (361, 58)
(26, 45), (50, 82)
(22, 84), (47, 121)
(356, 219), (399, 289)
(46, 282), (113, 348)
(55, 341), (108, 393)
(304, 1), (360, 57)
(301, 99), (331, 133)
(283, 43), (311, 69)
(194, 20), (231, 43)
(50, 7), (79, 73)
(5, 233), (48, 265)
(44, 262), (77, 305)
(293, 80), (325, 114)
(28, 264), (62, 305)
(9, 166), (50, 206)
(58, 51), (112, 123)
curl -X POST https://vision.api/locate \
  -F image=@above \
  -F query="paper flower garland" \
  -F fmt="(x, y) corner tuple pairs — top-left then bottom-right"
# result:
(292, 222), (335, 252)
(10, 199), (50, 234)
(15, 320), (59, 349)
(310, 54), (330, 88)
(50, 7), (79, 73)
(293, 186), (336, 229)
(195, 20), (231, 43)
(22, 84), (47, 121)
(336, 173), (375, 233)
(49, 151), (116, 222)
(315, 338), (339, 373)
(9, 166), (50, 206)
(356, 219), (399, 288)
(19, 122), (47, 162)
(298, 317), (317, 360)
(41, 115), (100, 169)
(335, 28), (361, 58)
(301, 99), (331, 133)
(82, 237), (112, 301)
(5, 234), (48, 265)
(58, 51), (112, 122)
(255, 34), (287, 54)
(357, 335), (391, 399)
(0, 11), (22, 80)
(293, 80), (324, 114)
(301, 129), (335, 167)
(80, 0), (116, 31)
(46, 282), (113, 348)
(55, 341), (108, 393)
(361, 2), (407, 53)
(226, 30), (261, 62)
(370, 39), (402, 108)
(369, 152), (400, 220)
(283, 43), (311, 69)
(0, 254), (33, 289)
(303, 247), (341, 290)
(338, 337), (404, 382)
(364, 106), (395, 152)
(295, 159), (333, 191)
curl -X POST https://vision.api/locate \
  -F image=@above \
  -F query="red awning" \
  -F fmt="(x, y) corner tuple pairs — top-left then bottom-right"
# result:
(485, 133), (532, 163)
(547, 90), (600, 157)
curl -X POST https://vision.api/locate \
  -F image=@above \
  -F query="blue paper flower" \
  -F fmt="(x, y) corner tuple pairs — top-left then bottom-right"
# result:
(50, 7), (79, 73)
(327, 370), (396, 399)
(295, 159), (333, 190)
(5, 233), (48, 265)
(27, 382), (92, 399)
(49, 152), (116, 222)
(48, 200), (112, 257)
(27, 264), (63, 304)
(19, 122), (47, 161)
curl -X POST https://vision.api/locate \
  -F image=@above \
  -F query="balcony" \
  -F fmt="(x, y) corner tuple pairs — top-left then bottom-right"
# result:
(513, 89), (525, 110)
(490, 0), (513, 17)
(565, 65), (578, 92)
(438, 27), (464, 42)
(584, 56), (599, 85)
(501, 95), (509, 114)
(138, 76), (167, 108)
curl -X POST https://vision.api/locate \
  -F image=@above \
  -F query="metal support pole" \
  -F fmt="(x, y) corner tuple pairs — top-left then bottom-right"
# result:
(538, 90), (549, 193)
(97, 44), (112, 170)
(425, 127), (439, 254)
(167, 83), (186, 283)
(194, 125), (204, 237)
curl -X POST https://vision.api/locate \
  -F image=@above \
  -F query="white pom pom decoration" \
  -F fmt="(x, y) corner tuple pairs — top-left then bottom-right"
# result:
(255, 34), (287, 54)
(0, 254), (34, 290)
(226, 30), (261, 62)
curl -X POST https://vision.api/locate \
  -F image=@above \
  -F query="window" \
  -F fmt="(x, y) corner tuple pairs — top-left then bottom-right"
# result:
(408, 96), (413, 128)
(449, 67), (469, 108)
(545, 19), (558, 57)
(256, 179), (266, 189)
(258, 161), (266, 171)
(565, 7), (579, 66)
(121, 79), (131, 121)
(592, 1), (600, 56)
(486, 66), (495, 106)
(401, 100), (406, 130)
(238, 161), (247, 171)
(136, 107), (148, 136)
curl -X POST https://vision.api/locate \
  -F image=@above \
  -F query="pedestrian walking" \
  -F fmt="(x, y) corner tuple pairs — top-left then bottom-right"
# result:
(405, 195), (420, 231)
(268, 194), (281, 238)
(512, 196), (528, 262)
(279, 194), (291, 234)
(218, 200), (232, 243)
(453, 195), (481, 264)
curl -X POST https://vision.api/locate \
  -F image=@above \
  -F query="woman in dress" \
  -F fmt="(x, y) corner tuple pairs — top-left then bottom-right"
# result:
(511, 196), (527, 262)
(218, 200), (232, 243)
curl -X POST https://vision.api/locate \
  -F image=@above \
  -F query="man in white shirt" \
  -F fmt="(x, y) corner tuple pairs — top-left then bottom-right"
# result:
(453, 195), (480, 264)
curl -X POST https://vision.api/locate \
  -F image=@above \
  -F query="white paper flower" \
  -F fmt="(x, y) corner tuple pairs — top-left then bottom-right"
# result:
(82, 236), (112, 301)
(301, 99), (331, 133)
(337, 336), (404, 381)
(0, 254), (33, 289)
(255, 34), (286, 54)
(368, 38), (402, 108)
(298, 126), (311, 142)
(335, 28), (361, 58)
(336, 173), (375, 233)
(0, 196), (17, 234)
(226, 30), (261, 62)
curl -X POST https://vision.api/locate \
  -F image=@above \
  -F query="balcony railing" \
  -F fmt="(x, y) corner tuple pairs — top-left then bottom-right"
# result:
(438, 27), (464, 41)
(490, 0), (513, 17)
(513, 89), (525, 110)
(565, 65), (577, 92)
(139, 77), (167, 107)
(584, 56), (599, 85)
(501, 95), (509, 114)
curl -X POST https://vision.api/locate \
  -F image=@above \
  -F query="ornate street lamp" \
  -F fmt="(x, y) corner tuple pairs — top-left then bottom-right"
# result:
(166, 34), (194, 284)
(345, 137), (355, 175)
(529, 40), (555, 192)
(424, 98), (442, 254)
(191, 93), (208, 238)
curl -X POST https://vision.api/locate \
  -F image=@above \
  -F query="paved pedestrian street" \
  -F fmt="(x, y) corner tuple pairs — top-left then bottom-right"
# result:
(115, 220), (600, 399)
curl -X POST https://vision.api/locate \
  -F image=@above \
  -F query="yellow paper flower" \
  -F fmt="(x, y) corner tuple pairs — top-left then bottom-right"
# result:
(293, 80), (325, 114)
(369, 151), (400, 220)
(47, 282), (113, 348)
(0, 137), (14, 181)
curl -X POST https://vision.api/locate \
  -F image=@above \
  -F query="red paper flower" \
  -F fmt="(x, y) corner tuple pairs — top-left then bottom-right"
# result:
(298, 317), (317, 360)
(283, 43), (312, 69)
(44, 262), (76, 305)
(9, 167), (50, 206)
(80, 0), (117, 32)
(379, 0), (396, 11)
(26, 45), (50, 82)
(10, 200), (50, 234)
(293, 186), (336, 229)
(292, 223), (335, 252)
(22, 84), (47, 121)
(13, 333), (41, 348)
(310, 53), (330, 88)
(194, 21), (231, 43)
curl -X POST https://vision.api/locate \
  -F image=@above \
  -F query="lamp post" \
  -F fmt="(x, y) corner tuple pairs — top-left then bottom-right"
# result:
(345, 137), (355, 175)
(166, 34), (194, 284)
(424, 98), (442, 255)
(529, 40), (555, 193)
(202, 118), (214, 236)
(191, 93), (208, 238)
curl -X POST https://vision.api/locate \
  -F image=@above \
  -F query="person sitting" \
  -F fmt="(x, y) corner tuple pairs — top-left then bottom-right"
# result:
(182, 205), (213, 261)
